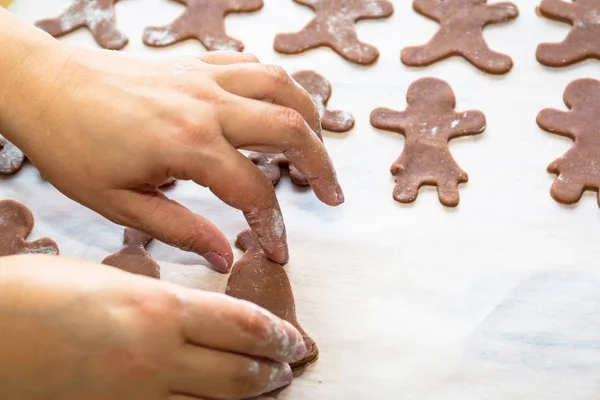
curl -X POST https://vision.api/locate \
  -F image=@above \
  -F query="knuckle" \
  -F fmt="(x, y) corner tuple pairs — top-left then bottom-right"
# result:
(264, 64), (292, 87)
(277, 108), (307, 138)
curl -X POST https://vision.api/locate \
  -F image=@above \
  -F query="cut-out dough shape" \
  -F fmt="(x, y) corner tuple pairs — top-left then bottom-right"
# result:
(0, 200), (59, 257)
(248, 153), (309, 187)
(274, 0), (394, 65)
(102, 228), (160, 278)
(143, 0), (263, 51)
(537, 78), (600, 205)
(0, 136), (26, 175)
(226, 230), (319, 371)
(293, 70), (355, 133)
(35, 0), (128, 50)
(401, 0), (519, 74)
(370, 78), (486, 207)
(536, 0), (600, 67)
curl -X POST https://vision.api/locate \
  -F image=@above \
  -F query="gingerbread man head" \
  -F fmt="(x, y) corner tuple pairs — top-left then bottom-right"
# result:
(0, 200), (59, 256)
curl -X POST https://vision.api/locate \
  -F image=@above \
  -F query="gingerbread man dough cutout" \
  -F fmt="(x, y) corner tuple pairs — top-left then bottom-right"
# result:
(0, 200), (59, 257)
(143, 0), (263, 51)
(370, 78), (486, 207)
(293, 70), (355, 133)
(226, 230), (319, 371)
(401, 0), (519, 74)
(0, 135), (26, 175)
(536, 0), (600, 67)
(537, 78), (600, 205)
(35, 0), (128, 50)
(248, 153), (309, 187)
(102, 228), (160, 278)
(274, 0), (394, 65)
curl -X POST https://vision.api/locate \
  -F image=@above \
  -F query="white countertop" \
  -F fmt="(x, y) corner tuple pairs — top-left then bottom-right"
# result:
(6, 1), (600, 398)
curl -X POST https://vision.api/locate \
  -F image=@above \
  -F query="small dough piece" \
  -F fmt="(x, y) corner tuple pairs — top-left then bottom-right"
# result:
(248, 153), (309, 187)
(537, 78), (600, 205)
(226, 230), (319, 370)
(370, 78), (486, 207)
(274, 0), (394, 65)
(293, 70), (355, 133)
(159, 177), (177, 189)
(401, 0), (519, 74)
(35, 0), (128, 50)
(102, 228), (160, 278)
(143, 0), (263, 51)
(0, 200), (59, 257)
(536, 0), (600, 67)
(0, 136), (25, 175)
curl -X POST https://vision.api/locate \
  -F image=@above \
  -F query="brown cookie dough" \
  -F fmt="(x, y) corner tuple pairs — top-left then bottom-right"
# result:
(537, 78), (600, 205)
(293, 70), (355, 133)
(102, 228), (160, 278)
(248, 153), (309, 187)
(226, 230), (319, 371)
(536, 0), (600, 67)
(143, 0), (263, 51)
(370, 78), (486, 207)
(0, 136), (25, 175)
(274, 0), (394, 65)
(0, 200), (59, 257)
(401, 0), (519, 74)
(35, 0), (128, 50)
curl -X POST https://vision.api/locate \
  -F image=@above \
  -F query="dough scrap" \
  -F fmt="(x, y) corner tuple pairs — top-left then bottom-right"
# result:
(0, 200), (59, 257)
(226, 230), (319, 371)
(274, 0), (394, 65)
(537, 78), (600, 205)
(370, 77), (486, 207)
(0, 136), (25, 175)
(35, 0), (128, 50)
(536, 0), (600, 67)
(401, 0), (519, 74)
(294, 70), (355, 133)
(143, 0), (263, 51)
(102, 228), (160, 278)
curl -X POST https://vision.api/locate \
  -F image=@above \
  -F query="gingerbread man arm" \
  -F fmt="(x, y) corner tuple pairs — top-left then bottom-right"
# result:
(447, 110), (486, 140)
(370, 108), (408, 134)
(227, 0), (264, 12)
(357, 1), (394, 19)
(538, 0), (576, 23)
(537, 109), (576, 139)
(413, 0), (445, 21)
(293, 0), (319, 8)
(485, 2), (519, 24)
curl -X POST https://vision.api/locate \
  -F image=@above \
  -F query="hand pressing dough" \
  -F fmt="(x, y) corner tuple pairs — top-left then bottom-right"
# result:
(536, 0), (600, 67)
(293, 70), (355, 133)
(226, 230), (319, 370)
(370, 78), (486, 207)
(143, 0), (263, 51)
(537, 78), (600, 205)
(274, 0), (394, 65)
(35, 0), (128, 50)
(401, 0), (519, 74)
(0, 200), (59, 257)
(102, 228), (160, 278)
(0, 136), (25, 175)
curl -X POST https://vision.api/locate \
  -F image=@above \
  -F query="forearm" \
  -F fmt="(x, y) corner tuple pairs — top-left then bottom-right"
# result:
(0, 9), (69, 146)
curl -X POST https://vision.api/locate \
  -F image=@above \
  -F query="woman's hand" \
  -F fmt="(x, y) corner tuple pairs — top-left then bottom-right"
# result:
(0, 10), (343, 272)
(0, 255), (307, 400)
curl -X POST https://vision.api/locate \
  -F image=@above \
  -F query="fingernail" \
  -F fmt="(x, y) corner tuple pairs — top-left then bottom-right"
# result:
(266, 363), (293, 392)
(335, 183), (345, 204)
(204, 252), (229, 273)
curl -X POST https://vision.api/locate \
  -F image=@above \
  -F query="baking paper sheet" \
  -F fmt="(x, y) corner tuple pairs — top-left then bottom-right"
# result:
(5, 1), (600, 398)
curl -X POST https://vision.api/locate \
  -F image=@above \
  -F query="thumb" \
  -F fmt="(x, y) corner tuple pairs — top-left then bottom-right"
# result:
(110, 189), (234, 273)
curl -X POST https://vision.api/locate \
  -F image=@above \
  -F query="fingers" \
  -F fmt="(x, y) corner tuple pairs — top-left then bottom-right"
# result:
(177, 290), (306, 363)
(218, 98), (342, 206)
(180, 138), (288, 263)
(168, 345), (292, 400)
(108, 189), (234, 273)
(200, 51), (260, 65)
(213, 63), (321, 138)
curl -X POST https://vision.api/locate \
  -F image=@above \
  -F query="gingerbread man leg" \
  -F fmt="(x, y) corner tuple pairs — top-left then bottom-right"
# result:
(143, 17), (192, 47)
(549, 173), (585, 204)
(332, 27), (380, 65)
(391, 162), (421, 203)
(274, 19), (324, 54)
(460, 35), (513, 75)
(401, 31), (454, 67)
(322, 109), (355, 132)
(437, 180), (462, 207)
(537, 31), (594, 67)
